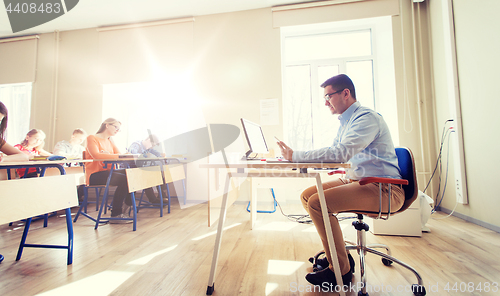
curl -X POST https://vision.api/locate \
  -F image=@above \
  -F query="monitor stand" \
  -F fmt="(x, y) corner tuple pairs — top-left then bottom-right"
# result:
(241, 150), (252, 160)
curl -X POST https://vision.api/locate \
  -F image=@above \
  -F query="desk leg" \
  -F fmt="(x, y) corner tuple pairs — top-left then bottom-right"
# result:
(16, 217), (32, 261)
(95, 167), (115, 229)
(315, 175), (346, 296)
(250, 177), (257, 229)
(131, 192), (137, 232)
(206, 173), (231, 295)
(64, 208), (74, 265)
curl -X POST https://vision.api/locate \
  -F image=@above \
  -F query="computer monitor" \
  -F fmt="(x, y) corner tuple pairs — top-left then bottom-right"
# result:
(240, 118), (269, 159)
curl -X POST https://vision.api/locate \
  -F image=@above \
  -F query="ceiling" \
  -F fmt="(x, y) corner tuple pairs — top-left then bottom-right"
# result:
(0, 0), (318, 38)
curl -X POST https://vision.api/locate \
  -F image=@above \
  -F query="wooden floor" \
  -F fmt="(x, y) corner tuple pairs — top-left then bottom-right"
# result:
(1, 199), (499, 296)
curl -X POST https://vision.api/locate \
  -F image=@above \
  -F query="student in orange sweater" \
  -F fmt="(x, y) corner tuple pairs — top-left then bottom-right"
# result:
(85, 118), (132, 223)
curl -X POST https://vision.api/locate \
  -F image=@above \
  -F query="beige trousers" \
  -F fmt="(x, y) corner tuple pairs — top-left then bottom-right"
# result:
(301, 177), (405, 275)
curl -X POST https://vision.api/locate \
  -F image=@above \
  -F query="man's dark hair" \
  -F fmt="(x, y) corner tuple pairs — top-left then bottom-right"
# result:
(320, 74), (356, 100)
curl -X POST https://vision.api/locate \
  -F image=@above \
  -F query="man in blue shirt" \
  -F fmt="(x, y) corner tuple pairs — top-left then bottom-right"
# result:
(128, 134), (162, 158)
(277, 74), (404, 288)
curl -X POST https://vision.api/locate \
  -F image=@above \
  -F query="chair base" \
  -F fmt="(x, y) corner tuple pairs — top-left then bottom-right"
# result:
(341, 216), (425, 295)
(74, 185), (137, 231)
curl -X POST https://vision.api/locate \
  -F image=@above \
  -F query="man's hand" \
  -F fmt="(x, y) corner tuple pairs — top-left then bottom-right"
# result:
(277, 141), (294, 162)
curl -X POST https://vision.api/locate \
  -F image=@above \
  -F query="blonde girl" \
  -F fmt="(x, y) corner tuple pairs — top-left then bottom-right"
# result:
(15, 129), (52, 177)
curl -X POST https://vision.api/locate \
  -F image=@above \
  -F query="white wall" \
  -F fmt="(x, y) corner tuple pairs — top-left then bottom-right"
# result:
(429, 0), (500, 228)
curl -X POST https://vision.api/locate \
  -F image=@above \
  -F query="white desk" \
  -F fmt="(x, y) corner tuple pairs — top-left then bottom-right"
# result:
(0, 160), (86, 265)
(74, 157), (185, 231)
(201, 160), (350, 296)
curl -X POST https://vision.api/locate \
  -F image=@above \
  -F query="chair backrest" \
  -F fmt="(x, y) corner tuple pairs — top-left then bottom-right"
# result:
(351, 147), (418, 218)
(394, 147), (418, 214)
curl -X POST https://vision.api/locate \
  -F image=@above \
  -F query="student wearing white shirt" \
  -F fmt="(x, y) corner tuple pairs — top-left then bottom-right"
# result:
(53, 128), (87, 159)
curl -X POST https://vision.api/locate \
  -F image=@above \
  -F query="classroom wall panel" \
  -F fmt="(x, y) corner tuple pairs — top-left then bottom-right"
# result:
(55, 28), (102, 146)
(30, 33), (56, 139)
(97, 19), (194, 85)
(0, 37), (38, 84)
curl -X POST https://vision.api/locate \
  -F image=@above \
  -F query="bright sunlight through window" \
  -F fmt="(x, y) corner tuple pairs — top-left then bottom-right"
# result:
(191, 223), (241, 241)
(267, 260), (304, 276)
(127, 245), (178, 265)
(35, 271), (134, 296)
(281, 16), (399, 150)
(255, 221), (298, 232)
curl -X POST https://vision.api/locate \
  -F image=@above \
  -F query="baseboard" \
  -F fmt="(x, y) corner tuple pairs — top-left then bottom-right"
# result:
(437, 206), (500, 233)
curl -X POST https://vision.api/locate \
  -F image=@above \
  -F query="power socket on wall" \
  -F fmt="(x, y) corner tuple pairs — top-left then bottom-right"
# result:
(450, 125), (467, 204)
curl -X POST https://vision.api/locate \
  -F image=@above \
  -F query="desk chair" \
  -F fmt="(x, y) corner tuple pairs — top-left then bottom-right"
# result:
(125, 165), (165, 227)
(134, 159), (168, 215)
(314, 147), (425, 296)
(73, 152), (110, 224)
(136, 159), (186, 212)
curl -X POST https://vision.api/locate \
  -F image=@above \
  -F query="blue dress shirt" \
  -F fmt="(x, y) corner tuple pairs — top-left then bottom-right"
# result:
(128, 141), (161, 157)
(292, 101), (401, 180)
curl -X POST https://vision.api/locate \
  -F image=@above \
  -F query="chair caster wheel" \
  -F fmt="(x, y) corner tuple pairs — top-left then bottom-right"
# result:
(357, 291), (369, 296)
(412, 284), (426, 296)
(382, 258), (393, 266)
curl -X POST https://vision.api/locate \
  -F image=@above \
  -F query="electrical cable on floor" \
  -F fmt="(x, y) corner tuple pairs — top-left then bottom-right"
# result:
(274, 195), (313, 224)
(271, 189), (357, 224)
(423, 119), (454, 193)
(432, 129), (455, 213)
(433, 200), (459, 220)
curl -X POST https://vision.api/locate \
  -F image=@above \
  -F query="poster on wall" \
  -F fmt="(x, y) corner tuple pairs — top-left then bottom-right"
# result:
(260, 98), (279, 126)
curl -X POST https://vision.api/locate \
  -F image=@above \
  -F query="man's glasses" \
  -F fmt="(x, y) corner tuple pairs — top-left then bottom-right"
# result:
(324, 89), (344, 102)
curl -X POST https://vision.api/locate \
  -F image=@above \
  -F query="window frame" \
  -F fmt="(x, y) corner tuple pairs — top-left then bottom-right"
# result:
(280, 16), (398, 150)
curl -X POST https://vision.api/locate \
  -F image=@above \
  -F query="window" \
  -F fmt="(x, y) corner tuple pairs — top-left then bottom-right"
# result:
(0, 82), (32, 145)
(281, 16), (398, 151)
(102, 75), (206, 154)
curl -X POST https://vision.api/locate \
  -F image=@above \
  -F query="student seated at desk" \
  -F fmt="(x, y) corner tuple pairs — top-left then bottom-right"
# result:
(127, 134), (166, 204)
(0, 102), (29, 163)
(0, 101), (30, 263)
(85, 118), (132, 223)
(14, 129), (52, 178)
(53, 128), (87, 159)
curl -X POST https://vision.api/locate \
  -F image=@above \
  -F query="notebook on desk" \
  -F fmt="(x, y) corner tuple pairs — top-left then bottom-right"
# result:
(118, 154), (140, 158)
(265, 158), (290, 163)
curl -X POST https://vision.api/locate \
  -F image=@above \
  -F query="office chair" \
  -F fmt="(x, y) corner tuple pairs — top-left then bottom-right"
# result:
(312, 147), (426, 296)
